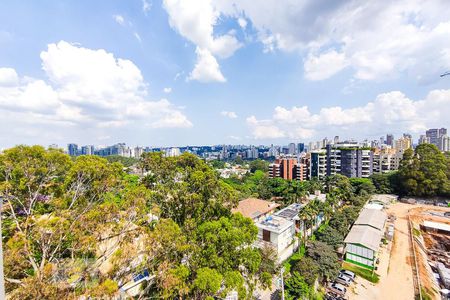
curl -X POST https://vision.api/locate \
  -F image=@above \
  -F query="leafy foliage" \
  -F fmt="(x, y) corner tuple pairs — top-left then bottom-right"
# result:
(397, 144), (450, 196)
(1, 147), (269, 299)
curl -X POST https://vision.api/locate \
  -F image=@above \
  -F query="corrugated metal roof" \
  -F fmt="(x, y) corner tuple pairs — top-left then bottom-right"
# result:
(354, 208), (387, 231)
(344, 225), (383, 251)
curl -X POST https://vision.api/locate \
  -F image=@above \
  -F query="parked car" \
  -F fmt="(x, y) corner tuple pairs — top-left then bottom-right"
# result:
(329, 282), (347, 295)
(335, 273), (352, 286)
(340, 269), (356, 281)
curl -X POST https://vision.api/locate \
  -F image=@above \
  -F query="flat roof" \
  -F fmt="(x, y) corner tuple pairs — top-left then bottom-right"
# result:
(232, 198), (280, 220)
(256, 215), (293, 234)
(344, 225), (383, 252)
(354, 208), (387, 231)
(423, 221), (450, 232)
(274, 203), (305, 221)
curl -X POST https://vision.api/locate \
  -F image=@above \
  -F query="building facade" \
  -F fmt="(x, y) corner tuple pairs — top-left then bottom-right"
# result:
(326, 144), (374, 178)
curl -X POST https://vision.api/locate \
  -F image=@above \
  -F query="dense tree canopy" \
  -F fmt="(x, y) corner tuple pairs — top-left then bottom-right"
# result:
(0, 147), (270, 299)
(397, 144), (450, 197)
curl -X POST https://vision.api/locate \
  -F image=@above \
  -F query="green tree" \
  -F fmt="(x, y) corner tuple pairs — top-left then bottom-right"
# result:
(291, 257), (319, 286)
(306, 241), (340, 282)
(398, 144), (450, 196)
(193, 267), (223, 297)
(316, 226), (344, 249)
(249, 159), (269, 173)
(141, 152), (238, 225)
(284, 271), (310, 300)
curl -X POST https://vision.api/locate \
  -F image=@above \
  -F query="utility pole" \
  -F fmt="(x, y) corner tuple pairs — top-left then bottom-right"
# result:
(0, 196), (5, 299)
(280, 267), (285, 300)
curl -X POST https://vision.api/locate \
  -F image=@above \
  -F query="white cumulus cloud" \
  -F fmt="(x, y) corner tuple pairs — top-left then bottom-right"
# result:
(0, 41), (192, 146)
(188, 47), (226, 82)
(221, 111), (237, 118)
(246, 89), (450, 141)
(163, 0), (242, 82)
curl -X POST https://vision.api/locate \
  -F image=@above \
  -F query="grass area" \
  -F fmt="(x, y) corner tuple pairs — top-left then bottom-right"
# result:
(342, 261), (380, 283)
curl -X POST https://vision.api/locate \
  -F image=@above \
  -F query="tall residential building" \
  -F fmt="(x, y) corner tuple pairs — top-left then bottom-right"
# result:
(386, 134), (394, 147)
(134, 146), (144, 158)
(333, 136), (340, 145)
(426, 128), (447, 150)
(326, 143), (373, 178)
(372, 148), (402, 174)
(439, 135), (450, 152)
(67, 143), (78, 156)
(394, 136), (412, 152)
(269, 157), (306, 181)
(419, 135), (430, 145)
(309, 150), (327, 180)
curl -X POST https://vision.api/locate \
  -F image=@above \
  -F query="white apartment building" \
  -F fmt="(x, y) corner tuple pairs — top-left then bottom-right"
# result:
(372, 149), (403, 174)
(255, 215), (298, 262)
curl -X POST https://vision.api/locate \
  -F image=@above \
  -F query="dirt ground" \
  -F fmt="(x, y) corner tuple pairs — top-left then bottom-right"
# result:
(349, 201), (417, 300)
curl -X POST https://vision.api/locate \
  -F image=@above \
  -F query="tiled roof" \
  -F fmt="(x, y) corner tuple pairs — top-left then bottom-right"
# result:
(232, 198), (280, 220)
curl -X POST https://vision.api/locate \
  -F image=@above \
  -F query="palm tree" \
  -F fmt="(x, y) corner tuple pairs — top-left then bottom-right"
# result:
(298, 206), (313, 246)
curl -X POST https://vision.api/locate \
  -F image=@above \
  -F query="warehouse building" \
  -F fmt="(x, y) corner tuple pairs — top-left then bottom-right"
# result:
(344, 225), (383, 270)
(344, 208), (387, 270)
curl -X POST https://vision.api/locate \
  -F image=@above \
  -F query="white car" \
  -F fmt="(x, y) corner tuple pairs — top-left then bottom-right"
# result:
(329, 282), (347, 295)
(340, 270), (356, 281)
(335, 273), (352, 286)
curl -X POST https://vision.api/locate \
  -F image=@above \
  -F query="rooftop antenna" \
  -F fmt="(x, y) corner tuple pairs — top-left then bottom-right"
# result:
(440, 71), (450, 77)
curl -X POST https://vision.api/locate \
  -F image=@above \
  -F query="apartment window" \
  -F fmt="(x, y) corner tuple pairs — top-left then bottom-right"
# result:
(263, 229), (271, 242)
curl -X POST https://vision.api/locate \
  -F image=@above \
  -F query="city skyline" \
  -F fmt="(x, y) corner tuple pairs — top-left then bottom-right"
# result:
(1, 1), (450, 148)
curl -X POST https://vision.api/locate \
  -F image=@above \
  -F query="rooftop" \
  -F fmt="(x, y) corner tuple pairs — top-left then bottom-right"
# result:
(344, 225), (383, 251)
(354, 208), (387, 231)
(274, 203), (305, 221)
(256, 215), (293, 234)
(232, 198), (280, 220)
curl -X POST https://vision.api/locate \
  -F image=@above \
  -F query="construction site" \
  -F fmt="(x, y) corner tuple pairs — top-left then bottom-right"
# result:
(409, 206), (450, 300)
(348, 198), (450, 300)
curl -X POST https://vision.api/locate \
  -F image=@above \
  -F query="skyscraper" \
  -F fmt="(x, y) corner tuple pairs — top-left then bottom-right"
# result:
(288, 143), (296, 154)
(426, 128), (447, 150)
(297, 143), (305, 153)
(386, 134), (394, 147)
(67, 143), (78, 156)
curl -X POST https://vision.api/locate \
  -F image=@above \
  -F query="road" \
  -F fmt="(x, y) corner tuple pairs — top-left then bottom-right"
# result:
(349, 202), (415, 300)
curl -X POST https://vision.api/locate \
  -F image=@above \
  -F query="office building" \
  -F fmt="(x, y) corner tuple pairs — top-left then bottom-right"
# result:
(81, 145), (94, 155)
(67, 143), (78, 156)
(297, 143), (305, 154)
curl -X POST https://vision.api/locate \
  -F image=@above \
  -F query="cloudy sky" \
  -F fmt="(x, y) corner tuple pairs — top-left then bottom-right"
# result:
(1, 0), (450, 148)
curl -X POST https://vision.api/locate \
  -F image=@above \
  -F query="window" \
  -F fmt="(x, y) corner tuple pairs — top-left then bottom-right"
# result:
(263, 229), (271, 242)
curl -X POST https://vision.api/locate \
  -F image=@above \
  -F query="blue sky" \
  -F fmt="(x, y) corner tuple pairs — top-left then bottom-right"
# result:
(1, 0), (450, 148)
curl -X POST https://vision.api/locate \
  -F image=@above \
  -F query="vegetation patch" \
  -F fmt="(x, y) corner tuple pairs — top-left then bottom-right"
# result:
(342, 261), (380, 283)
